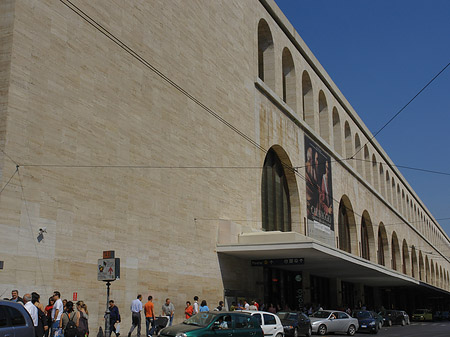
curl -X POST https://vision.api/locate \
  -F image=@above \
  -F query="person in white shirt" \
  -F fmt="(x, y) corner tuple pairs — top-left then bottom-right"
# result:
(244, 300), (250, 310)
(51, 291), (64, 336)
(23, 293), (38, 327)
(193, 296), (199, 315)
(128, 294), (143, 337)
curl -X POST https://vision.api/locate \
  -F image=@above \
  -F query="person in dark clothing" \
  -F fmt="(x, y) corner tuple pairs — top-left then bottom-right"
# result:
(109, 300), (121, 337)
(32, 292), (48, 337)
(10, 290), (24, 303)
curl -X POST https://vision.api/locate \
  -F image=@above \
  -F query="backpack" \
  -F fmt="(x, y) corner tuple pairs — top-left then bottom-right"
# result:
(77, 312), (89, 337)
(64, 313), (78, 337)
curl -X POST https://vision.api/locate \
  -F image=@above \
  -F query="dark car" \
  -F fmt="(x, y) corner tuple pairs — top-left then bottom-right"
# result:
(441, 311), (449, 321)
(159, 311), (263, 337)
(378, 310), (406, 326)
(352, 310), (380, 334)
(276, 311), (311, 337)
(0, 300), (35, 337)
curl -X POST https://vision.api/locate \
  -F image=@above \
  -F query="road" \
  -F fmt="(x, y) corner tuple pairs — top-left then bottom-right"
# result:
(318, 321), (450, 337)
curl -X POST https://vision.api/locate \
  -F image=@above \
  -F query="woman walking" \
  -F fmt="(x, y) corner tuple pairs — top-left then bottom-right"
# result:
(199, 300), (209, 312)
(76, 301), (89, 337)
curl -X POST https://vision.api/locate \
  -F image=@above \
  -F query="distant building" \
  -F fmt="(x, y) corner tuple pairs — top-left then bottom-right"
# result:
(0, 0), (448, 329)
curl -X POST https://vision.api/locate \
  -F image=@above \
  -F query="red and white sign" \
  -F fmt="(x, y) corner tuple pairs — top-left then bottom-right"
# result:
(73, 292), (77, 301)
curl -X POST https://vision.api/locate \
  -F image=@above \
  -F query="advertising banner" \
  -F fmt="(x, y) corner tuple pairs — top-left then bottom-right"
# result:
(305, 136), (335, 246)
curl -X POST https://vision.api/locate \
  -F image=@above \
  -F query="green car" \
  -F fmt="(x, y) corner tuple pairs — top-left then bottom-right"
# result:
(412, 309), (433, 321)
(160, 311), (264, 337)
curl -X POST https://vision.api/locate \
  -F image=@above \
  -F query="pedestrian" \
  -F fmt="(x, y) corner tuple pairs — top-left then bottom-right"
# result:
(192, 296), (199, 315)
(161, 298), (174, 326)
(128, 295), (143, 337)
(214, 301), (224, 311)
(184, 301), (193, 319)
(144, 296), (155, 337)
(243, 300), (250, 310)
(24, 293), (39, 328)
(51, 291), (64, 337)
(230, 302), (236, 311)
(59, 301), (77, 337)
(10, 289), (24, 303)
(44, 297), (55, 337)
(33, 292), (48, 337)
(199, 300), (209, 312)
(109, 300), (121, 337)
(248, 301), (257, 311)
(75, 301), (89, 337)
(62, 300), (68, 313)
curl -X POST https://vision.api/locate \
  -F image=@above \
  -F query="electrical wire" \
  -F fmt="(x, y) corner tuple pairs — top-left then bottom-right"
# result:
(0, 166), (18, 195)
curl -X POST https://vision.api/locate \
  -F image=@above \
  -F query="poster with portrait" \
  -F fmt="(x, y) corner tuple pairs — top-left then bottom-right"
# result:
(304, 136), (334, 245)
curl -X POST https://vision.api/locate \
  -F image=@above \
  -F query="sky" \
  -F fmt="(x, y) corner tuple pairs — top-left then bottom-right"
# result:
(274, 0), (450, 238)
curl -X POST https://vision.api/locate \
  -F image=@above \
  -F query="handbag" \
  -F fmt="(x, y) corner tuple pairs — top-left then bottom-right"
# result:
(115, 323), (120, 334)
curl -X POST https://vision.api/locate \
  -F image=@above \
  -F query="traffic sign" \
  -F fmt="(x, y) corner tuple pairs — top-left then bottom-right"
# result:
(98, 258), (120, 281)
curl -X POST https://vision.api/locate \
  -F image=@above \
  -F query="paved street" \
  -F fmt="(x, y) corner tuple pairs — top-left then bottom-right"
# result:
(318, 321), (450, 337)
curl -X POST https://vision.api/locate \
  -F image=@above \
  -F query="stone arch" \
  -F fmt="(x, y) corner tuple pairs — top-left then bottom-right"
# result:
(372, 155), (379, 190)
(363, 146), (371, 184)
(281, 47), (296, 110)
(360, 211), (375, 262)
(386, 171), (392, 204)
(411, 245), (418, 279)
(396, 184), (401, 213)
(425, 256), (430, 283)
(344, 122), (352, 162)
(354, 134), (363, 175)
(413, 204), (417, 227)
(402, 239), (411, 275)
(430, 260), (435, 285)
(391, 178), (396, 209)
(379, 164), (385, 197)
(258, 19), (275, 90)
(439, 266), (443, 288)
(262, 146), (301, 233)
(418, 250), (424, 281)
(391, 231), (401, 271)
(338, 195), (358, 255)
(402, 190), (406, 218)
(302, 71), (314, 129)
(332, 107), (343, 156)
(318, 90), (329, 142)
(377, 222), (389, 266)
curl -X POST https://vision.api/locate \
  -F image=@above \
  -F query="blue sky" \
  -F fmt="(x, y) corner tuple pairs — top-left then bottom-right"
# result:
(274, 0), (450, 238)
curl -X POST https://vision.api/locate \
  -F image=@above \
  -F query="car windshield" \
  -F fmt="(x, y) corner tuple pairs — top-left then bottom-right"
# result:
(311, 311), (330, 319)
(277, 312), (298, 320)
(183, 313), (216, 327)
(353, 311), (371, 319)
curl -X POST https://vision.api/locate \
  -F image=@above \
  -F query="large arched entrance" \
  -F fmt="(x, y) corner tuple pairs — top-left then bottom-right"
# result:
(402, 239), (411, 275)
(337, 195), (357, 254)
(261, 146), (299, 232)
(377, 223), (389, 266)
(418, 251), (424, 281)
(391, 232), (401, 271)
(411, 246), (418, 278)
(361, 211), (375, 261)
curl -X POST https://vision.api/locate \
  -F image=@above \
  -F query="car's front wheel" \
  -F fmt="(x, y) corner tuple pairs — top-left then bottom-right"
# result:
(318, 324), (327, 336)
(347, 324), (356, 336)
(305, 326), (312, 337)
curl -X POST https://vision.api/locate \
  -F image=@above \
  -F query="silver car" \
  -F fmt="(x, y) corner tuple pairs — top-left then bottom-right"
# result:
(0, 300), (35, 337)
(309, 310), (358, 336)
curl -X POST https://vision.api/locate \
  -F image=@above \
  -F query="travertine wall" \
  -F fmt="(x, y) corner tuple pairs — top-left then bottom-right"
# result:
(0, 0), (448, 332)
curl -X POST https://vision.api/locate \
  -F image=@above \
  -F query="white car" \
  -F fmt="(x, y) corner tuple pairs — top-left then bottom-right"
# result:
(241, 311), (284, 337)
(309, 310), (359, 336)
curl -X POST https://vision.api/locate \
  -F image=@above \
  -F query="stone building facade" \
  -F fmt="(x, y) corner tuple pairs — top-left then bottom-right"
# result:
(1, 0), (449, 330)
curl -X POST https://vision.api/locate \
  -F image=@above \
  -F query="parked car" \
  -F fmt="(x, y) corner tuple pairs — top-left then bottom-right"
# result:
(309, 310), (358, 336)
(159, 311), (263, 337)
(351, 310), (381, 334)
(440, 311), (449, 321)
(411, 309), (433, 321)
(378, 310), (406, 326)
(0, 300), (35, 337)
(398, 311), (410, 325)
(371, 312), (384, 330)
(241, 311), (284, 337)
(276, 311), (311, 337)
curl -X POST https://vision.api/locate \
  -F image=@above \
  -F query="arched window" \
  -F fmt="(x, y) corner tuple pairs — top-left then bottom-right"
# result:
(391, 232), (401, 271)
(396, 184), (401, 213)
(262, 148), (291, 232)
(372, 155), (379, 190)
(354, 134), (363, 175)
(282, 48), (296, 110)
(302, 71), (314, 128)
(379, 164), (385, 197)
(318, 91), (329, 142)
(332, 108), (343, 156)
(377, 223), (388, 266)
(364, 146), (371, 184)
(360, 211), (374, 261)
(402, 239), (410, 275)
(258, 19), (275, 90)
(418, 251), (424, 281)
(386, 171), (392, 204)
(344, 122), (352, 162)
(391, 178), (396, 209)
(425, 256), (430, 283)
(338, 195), (357, 254)
(411, 246), (417, 278)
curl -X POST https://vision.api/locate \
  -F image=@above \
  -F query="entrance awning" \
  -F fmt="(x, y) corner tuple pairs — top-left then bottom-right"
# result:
(216, 231), (420, 288)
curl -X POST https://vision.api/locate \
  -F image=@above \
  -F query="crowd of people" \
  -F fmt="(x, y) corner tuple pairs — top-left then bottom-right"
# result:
(4, 290), (89, 337)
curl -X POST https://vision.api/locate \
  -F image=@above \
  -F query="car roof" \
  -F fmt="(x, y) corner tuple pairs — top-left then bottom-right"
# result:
(0, 300), (25, 308)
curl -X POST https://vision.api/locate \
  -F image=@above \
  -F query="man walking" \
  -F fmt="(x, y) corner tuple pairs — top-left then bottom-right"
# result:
(51, 291), (63, 337)
(109, 300), (121, 337)
(10, 290), (24, 303)
(192, 296), (199, 315)
(161, 298), (174, 326)
(128, 295), (143, 337)
(144, 296), (155, 337)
